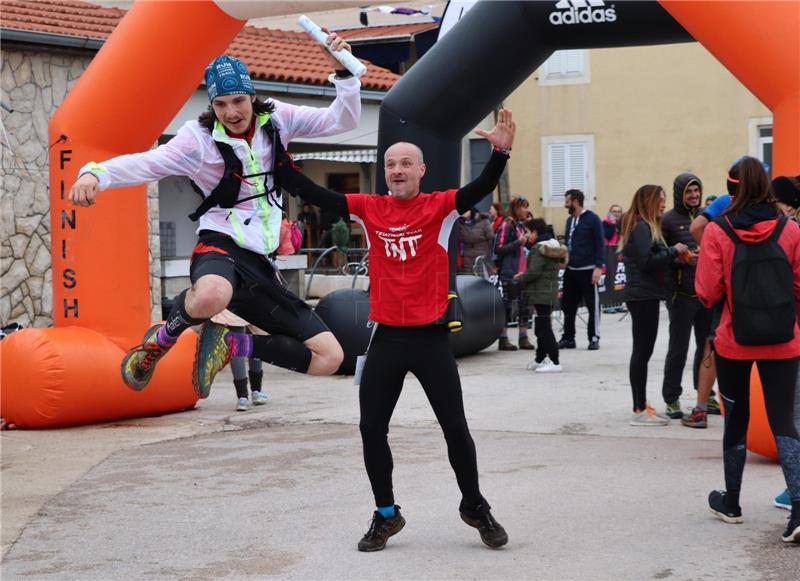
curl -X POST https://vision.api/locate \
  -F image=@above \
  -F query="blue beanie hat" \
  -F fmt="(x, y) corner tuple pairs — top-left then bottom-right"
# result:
(205, 55), (255, 101)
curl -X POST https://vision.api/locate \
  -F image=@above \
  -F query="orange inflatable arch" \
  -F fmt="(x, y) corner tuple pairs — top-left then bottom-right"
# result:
(0, 1), (797, 436)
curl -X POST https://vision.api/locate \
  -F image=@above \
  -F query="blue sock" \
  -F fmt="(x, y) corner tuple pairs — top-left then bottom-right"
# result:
(377, 505), (396, 518)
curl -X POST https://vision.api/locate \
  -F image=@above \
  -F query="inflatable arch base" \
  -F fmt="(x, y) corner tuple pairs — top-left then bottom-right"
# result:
(0, 327), (199, 429)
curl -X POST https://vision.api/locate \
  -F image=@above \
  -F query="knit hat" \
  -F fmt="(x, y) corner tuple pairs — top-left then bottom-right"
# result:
(205, 55), (255, 101)
(772, 175), (800, 209)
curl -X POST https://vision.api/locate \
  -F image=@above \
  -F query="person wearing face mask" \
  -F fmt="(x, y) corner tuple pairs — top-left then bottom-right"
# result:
(620, 185), (690, 425)
(559, 189), (605, 351)
(68, 45), (360, 396)
(273, 110), (516, 553)
(660, 174), (717, 424)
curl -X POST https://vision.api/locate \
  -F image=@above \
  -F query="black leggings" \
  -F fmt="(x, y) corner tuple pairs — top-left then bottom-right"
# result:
(533, 304), (559, 364)
(359, 324), (485, 510)
(627, 300), (661, 412)
(715, 356), (800, 504)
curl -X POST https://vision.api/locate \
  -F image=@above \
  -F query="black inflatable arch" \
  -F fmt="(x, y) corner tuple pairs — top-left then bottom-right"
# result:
(375, 0), (693, 193)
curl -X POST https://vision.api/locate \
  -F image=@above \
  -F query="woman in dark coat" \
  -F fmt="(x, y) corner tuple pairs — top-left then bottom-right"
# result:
(620, 184), (688, 426)
(457, 208), (494, 274)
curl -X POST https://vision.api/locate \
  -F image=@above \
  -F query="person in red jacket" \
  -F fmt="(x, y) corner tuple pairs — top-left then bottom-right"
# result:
(695, 157), (800, 544)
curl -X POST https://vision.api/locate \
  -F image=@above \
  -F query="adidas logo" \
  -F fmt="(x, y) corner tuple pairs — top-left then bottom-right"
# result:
(549, 0), (617, 25)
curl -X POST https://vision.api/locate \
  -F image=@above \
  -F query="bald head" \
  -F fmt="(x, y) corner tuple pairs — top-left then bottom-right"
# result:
(384, 141), (426, 200)
(385, 142), (424, 164)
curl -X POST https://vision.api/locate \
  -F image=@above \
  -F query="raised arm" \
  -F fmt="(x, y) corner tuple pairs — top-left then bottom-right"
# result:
(455, 108), (515, 214)
(275, 153), (349, 220)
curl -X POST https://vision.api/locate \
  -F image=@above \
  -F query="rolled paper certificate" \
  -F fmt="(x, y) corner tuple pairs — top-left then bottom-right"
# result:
(298, 15), (368, 78)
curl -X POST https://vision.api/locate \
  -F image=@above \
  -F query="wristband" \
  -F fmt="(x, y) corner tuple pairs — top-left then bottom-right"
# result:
(494, 147), (512, 157)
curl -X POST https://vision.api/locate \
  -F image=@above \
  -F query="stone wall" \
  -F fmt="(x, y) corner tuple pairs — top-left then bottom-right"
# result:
(1, 45), (161, 328)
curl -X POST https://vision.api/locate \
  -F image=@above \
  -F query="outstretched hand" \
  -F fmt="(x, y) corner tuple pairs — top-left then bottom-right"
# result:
(475, 108), (515, 151)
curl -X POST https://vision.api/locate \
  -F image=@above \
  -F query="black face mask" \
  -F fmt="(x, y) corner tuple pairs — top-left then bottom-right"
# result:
(726, 176), (738, 197)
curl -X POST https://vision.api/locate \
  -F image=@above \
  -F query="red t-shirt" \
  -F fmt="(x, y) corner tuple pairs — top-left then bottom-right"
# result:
(346, 190), (459, 326)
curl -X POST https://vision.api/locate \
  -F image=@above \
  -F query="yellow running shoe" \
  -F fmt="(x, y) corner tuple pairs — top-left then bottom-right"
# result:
(192, 322), (234, 398)
(120, 324), (170, 391)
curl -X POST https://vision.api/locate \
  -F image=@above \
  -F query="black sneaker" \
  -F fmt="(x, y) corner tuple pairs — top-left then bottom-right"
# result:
(588, 339), (600, 350)
(708, 490), (743, 524)
(357, 506), (405, 552)
(460, 503), (508, 548)
(707, 393), (722, 415)
(557, 338), (576, 349)
(782, 517), (800, 543)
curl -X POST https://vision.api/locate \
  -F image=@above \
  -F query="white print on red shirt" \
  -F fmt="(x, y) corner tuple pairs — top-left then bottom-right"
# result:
(375, 225), (423, 261)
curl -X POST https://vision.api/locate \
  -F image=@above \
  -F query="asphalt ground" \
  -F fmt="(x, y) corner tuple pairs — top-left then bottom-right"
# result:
(2, 308), (798, 579)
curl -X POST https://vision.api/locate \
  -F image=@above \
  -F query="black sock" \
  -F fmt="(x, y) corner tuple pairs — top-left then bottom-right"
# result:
(725, 490), (740, 508)
(248, 370), (263, 391)
(792, 501), (800, 521)
(165, 289), (206, 338)
(252, 335), (312, 373)
(233, 378), (249, 399)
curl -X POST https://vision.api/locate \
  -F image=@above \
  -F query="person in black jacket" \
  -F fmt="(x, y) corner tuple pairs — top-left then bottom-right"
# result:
(661, 173), (717, 423)
(559, 189), (605, 350)
(494, 196), (534, 351)
(620, 184), (689, 426)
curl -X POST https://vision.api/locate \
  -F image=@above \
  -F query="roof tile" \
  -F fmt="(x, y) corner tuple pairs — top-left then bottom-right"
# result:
(2, 0), (400, 91)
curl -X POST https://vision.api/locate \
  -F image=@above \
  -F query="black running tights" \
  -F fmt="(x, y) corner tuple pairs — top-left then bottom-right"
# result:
(715, 355), (800, 505)
(626, 300), (661, 412)
(359, 324), (485, 510)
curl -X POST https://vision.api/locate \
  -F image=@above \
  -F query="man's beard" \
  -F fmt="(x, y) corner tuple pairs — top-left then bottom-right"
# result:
(567, 205), (575, 215)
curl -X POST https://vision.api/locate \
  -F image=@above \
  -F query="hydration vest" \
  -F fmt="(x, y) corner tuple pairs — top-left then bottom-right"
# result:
(188, 114), (286, 221)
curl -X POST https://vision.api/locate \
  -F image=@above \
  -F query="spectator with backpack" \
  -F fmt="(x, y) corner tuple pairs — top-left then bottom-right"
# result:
(494, 196), (533, 351)
(695, 157), (800, 544)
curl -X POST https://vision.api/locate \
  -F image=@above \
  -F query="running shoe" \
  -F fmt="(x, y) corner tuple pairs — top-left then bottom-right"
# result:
(535, 361), (562, 373)
(192, 322), (234, 399)
(708, 490), (743, 524)
(588, 339), (600, 350)
(557, 338), (576, 349)
(707, 393), (722, 415)
(782, 517), (800, 543)
(251, 390), (268, 405)
(526, 358), (546, 370)
(774, 489), (791, 510)
(665, 401), (684, 419)
(460, 503), (508, 548)
(357, 506), (405, 552)
(235, 397), (250, 412)
(120, 324), (170, 391)
(681, 407), (708, 429)
(630, 410), (669, 426)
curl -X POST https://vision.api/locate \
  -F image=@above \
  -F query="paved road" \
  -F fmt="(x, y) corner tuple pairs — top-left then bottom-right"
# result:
(2, 310), (798, 579)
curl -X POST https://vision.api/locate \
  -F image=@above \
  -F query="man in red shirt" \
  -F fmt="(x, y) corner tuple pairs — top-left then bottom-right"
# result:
(271, 109), (516, 551)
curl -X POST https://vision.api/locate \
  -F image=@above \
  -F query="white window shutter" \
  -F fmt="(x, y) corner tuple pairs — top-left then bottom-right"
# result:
(549, 144), (567, 199)
(544, 51), (565, 78)
(569, 143), (586, 191)
(565, 50), (583, 75)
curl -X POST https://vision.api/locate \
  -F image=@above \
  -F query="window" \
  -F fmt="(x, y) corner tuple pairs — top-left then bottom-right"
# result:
(541, 135), (595, 208)
(748, 116), (773, 177)
(159, 221), (176, 258)
(539, 50), (590, 86)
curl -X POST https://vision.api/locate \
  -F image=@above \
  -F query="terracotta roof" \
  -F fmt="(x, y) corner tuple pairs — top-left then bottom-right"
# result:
(2, 0), (400, 91)
(337, 21), (439, 42)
